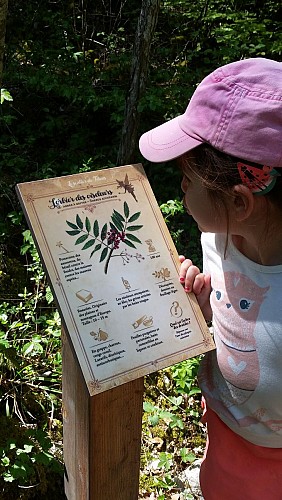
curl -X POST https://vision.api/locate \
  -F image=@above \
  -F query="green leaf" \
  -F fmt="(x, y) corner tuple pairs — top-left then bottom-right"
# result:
(149, 414), (159, 426)
(128, 212), (141, 222)
(125, 233), (141, 244)
(3, 472), (14, 482)
(113, 210), (125, 222)
(111, 214), (123, 231)
(17, 444), (33, 454)
(124, 239), (136, 248)
(22, 342), (35, 355)
(101, 223), (108, 240)
(75, 234), (88, 245)
(99, 247), (108, 262)
(143, 401), (155, 412)
(124, 201), (129, 218)
(1, 88), (13, 104)
(76, 214), (83, 229)
(180, 448), (196, 464)
(126, 225), (142, 231)
(93, 219), (99, 237)
(82, 239), (96, 250)
(90, 244), (101, 257)
(1, 456), (10, 466)
(169, 415), (184, 429)
(22, 339), (44, 356)
(168, 395), (183, 406)
(66, 229), (81, 236)
(45, 287), (54, 304)
(158, 452), (173, 471)
(109, 221), (119, 232)
(85, 217), (91, 233)
(189, 387), (201, 395)
(159, 410), (174, 420)
(33, 451), (53, 465)
(66, 220), (78, 229)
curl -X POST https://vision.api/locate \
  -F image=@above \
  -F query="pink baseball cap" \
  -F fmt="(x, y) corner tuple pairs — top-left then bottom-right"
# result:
(139, 58), (282, 167)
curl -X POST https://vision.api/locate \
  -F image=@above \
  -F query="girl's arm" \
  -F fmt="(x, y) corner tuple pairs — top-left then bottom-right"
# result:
(179, 255), (212, 322)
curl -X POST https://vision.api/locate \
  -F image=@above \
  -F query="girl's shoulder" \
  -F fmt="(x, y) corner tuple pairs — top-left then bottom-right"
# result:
(201, 232), (225, 255)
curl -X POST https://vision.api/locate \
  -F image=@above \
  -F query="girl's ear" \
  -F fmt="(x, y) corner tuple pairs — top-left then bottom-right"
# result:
(231, 184), (255, 221)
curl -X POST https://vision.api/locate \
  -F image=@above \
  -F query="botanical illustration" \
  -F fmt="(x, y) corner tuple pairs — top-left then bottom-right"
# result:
(65, 201), (143, 273)
(152, 267), (171, 281)
(116, 173), (138, 201)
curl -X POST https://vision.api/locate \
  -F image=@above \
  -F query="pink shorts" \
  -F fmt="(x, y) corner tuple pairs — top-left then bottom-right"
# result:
(200, 405), (282, 499)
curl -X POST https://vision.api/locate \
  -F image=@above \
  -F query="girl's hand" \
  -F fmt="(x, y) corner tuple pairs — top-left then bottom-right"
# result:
(179, 255), (212, 321)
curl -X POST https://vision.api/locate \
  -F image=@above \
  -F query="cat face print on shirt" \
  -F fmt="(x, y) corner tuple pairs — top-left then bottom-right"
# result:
(210, 271), (269, 394)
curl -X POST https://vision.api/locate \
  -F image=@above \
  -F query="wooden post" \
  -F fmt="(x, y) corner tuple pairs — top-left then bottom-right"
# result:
(62, 329), (144, 499)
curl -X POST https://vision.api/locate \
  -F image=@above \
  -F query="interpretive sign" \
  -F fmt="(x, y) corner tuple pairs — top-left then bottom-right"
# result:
(16, 164), (214, 395)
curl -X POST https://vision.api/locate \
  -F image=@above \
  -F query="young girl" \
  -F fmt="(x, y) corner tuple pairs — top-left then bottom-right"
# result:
(139, 58), (282, 499)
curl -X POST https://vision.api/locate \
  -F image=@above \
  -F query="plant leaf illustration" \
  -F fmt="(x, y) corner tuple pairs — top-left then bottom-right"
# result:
(90, 243), (102, 258)
(75, 234), (89, 245)
(124, 239), (136, 248)
(66, 229), (81, 236)
(93, 220), (99, 237)
(65, 204), (143, 274)
(126, 225), (143, 232)
(125, 233), (141, 244)
(76, 214), (83, 229)
(128, 212), (141, 223)
(111, 214), (123, 231)
(100, 247), (108, 262)
(85, 217), (91, 233)
(66, 220), (79, 229)
(124, 201), (129, 218)
(82, 239), (96, 250)
(109, 221), (119, 232)
(113, 210), (125, 222)
(101, 223), (108, 240)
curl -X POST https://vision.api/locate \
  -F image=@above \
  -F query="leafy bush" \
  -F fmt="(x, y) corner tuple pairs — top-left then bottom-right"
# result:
(0, 229), (63, 497)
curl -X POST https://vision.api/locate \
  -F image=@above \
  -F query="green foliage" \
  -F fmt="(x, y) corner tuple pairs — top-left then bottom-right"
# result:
(143, 399), (185, 430)
(0, 426), (62, 485)
(171, 358), (202, 397)
(0, 230), (63, 497)
(0, 89), (13, 105)
(141, 366), (205, 499)
(1, 0), (281, 200)
(160, 199), (184, 222)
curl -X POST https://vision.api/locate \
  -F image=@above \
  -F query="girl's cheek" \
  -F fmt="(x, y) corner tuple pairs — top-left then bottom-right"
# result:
(181, 177), (188, 193)
(183, 194), (189, 212)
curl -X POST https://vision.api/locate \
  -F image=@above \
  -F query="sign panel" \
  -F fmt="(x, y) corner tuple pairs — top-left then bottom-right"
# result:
(16, 164), (214, 395)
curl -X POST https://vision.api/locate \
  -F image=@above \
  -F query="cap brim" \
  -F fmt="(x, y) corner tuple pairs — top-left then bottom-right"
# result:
(139, 116), (202, 163)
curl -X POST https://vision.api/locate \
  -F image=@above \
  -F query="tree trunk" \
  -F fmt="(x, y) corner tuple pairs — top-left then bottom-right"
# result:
(117, 0), (160, 166)
(0, 0), (8, 86)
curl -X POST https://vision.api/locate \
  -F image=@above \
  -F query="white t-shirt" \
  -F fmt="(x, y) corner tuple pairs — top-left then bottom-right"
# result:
(198, 232), (282, 447)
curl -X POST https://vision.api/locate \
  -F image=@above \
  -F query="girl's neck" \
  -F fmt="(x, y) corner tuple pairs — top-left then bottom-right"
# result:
(232, 233), (282, 266)
(230, 194), (282, 266)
